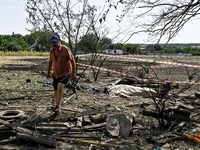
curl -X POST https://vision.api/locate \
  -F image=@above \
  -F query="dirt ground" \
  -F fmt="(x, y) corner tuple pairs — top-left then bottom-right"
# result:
(0, 56), (200, 150)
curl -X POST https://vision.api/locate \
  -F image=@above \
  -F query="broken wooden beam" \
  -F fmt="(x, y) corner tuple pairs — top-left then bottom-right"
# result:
(81, 122), (106, 131)
(17, 132), (62, 148)
(0, 130), (16, 140)
(0, 119), (62, 148)
(0, 96), (25, 101)
(0, 125), (10, 130)
(63, 93), (76, 103)
(37, 122), (69, 127)
(57, 133), (101, 139)
(195, 92), (200, 98)
(0, 119), (32, 134)
(53, 136), (114, 147)
(89, 114), (106, 123)
(36, 126), (80, 132)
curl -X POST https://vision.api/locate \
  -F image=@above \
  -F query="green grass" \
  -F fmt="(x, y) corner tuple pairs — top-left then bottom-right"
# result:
(0, 51), (49, 56)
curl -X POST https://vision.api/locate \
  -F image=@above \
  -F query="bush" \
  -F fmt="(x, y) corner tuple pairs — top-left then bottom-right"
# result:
(6, 42), (22, 51)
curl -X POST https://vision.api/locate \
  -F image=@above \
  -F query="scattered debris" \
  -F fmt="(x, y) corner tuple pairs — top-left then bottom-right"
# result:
(106, 114), (134, 138)
(26, 79), (31, 83)
(6, 77), (11, 80)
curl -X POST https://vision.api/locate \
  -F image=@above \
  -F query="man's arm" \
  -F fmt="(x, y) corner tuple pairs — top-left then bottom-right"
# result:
(47, 60), (53, 79)
(71, 59), (77, 82)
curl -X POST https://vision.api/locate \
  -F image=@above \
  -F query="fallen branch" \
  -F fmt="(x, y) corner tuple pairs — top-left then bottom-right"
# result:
(81, 122), (106, 130)
(0, 119), (61, 148)
(57, 133), (101, 139)
(36, 126), (80, 132)
(0, 96), (25, 101)
(53, 136), (114, 147)
(63, 93), (76, 103)
(17, 132), (61, 148)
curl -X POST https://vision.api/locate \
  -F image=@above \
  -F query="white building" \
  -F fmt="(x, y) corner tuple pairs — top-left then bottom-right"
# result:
(102, 49), (123, 55)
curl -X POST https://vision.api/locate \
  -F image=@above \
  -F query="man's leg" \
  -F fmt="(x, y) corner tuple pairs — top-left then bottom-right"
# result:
(56, 83), (65, 106)
(54, 90), (58, 105)
(54, 83), (65, 114)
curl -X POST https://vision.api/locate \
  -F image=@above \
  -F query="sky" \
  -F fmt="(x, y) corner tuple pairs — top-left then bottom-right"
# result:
(0, 0), (200, 44)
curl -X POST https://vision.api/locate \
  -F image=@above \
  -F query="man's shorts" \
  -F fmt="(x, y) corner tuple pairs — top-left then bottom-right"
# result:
(53, 75), (71, 90)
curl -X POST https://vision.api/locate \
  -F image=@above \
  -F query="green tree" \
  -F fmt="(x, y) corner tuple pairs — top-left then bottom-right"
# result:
(114, 43), (124, 50)
(0, 36), (8, 51)
(25, 31), (54, 51)
(7, 42), (22, 51)
(99, 37), (112, 49)
(0, 34), (30, 51)
(78, 33), (99, 53)
(123, 44), (140, 54)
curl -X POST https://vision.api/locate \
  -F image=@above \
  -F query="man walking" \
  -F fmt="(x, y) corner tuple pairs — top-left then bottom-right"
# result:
(47, 35), (76, 115)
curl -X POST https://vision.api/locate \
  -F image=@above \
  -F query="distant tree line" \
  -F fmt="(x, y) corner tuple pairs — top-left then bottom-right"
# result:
(0, 31), (199, 55)
(0, 31), (53, 52)
(0, 31), (141, 54)
(162, 47), (200, 56)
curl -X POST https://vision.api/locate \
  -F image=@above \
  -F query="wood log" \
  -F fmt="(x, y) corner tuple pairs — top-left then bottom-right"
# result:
(0, 119), (32, 134)
(81, 122), (106, 130)
(63, 93), (76, 104)
(53, 136), (114, 147)
(0, 145), (20, 149)
(0, 119), (62, 148)
(0, 96), (25, 101)
(0, 130), (15, 140)
(177, 94), (196, 99)
(0, 106), (22, 111)
(36, 126), (80, 132)
(0, 125), (10, 130)
(89, 114), (105, 124)
(37, 122), (68, 127)
(17, 132), (61, 148)
(195, 92), (200, 98)
(57, 133), (101, 139)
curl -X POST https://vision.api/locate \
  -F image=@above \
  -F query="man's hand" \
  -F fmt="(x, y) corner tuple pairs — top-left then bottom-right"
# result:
(46, 73), (51, 79)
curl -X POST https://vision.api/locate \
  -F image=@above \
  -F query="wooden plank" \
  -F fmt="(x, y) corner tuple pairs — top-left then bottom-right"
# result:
(0, 125), (10, 130)
(58, 133), (100, 139)
(0, 96), (25, 101)
(195, 92), (200, 98)
(0, 119), (32, 134)
(37, 122), (68, 127)
(17, 132), (61, 148)
(53, 136), (114, 147)
(81, 122), (106, 130)
(36, 126), (80, 132)
(0, 119), (62, 148)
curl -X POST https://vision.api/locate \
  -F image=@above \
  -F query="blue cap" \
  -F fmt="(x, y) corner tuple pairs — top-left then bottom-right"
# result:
(50, 35), (59, 42)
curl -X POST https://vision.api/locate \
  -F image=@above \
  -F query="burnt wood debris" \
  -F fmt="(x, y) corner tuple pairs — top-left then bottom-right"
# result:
(0, 56), (200, 149)
(0, 77), (200, 149)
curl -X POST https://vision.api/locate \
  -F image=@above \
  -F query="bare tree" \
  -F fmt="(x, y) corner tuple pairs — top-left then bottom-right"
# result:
(106, 0), (200, 44)
(25, 0), (113, 82)
(25, 0), (108, 56)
